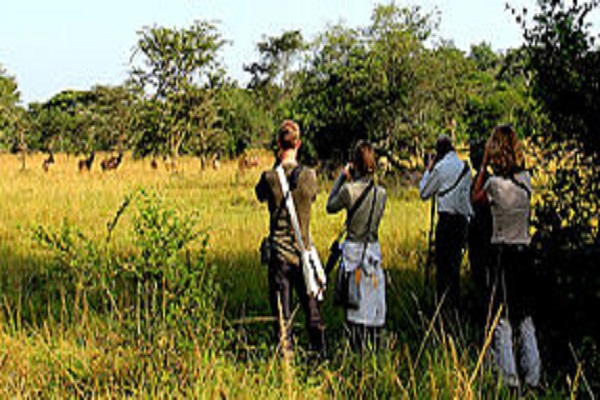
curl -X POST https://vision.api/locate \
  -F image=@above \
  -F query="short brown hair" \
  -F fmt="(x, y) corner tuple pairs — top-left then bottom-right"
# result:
(353, 141), (376, 176)
(278, 120), (300, 150)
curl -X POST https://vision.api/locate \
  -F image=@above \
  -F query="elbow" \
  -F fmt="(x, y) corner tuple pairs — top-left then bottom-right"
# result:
(326, 198), (341, 214)
(326, 202), (336, 214)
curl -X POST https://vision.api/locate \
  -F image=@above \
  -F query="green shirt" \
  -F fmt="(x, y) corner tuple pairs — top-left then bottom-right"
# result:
(255, 161), (318, 265)
(326, 172), (387, 243)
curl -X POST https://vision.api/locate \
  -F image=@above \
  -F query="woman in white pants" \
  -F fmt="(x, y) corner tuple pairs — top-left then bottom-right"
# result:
(472, 125), (541, 389)
(327, 141), (387, 352)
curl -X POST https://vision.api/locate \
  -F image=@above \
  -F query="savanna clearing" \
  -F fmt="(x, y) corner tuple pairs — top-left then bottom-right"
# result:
(0, 152), (591, 398)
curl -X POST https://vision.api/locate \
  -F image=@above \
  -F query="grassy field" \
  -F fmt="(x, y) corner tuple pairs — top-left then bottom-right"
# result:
(0, 152), (585, 398)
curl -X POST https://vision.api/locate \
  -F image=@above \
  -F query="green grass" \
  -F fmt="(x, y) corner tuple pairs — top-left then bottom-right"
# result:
(0, 152), (587, 398)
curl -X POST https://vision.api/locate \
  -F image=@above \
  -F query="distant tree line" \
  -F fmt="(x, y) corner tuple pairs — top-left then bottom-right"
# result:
(0, 2), (597, 165)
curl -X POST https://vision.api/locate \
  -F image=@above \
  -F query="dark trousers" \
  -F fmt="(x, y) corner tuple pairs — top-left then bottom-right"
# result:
(268, 259), (325, 354)
(435, 213), (468, 307)
(489, 244), (535, 325)
(468, 204), (494, 323)
(347, 322), (381, 354)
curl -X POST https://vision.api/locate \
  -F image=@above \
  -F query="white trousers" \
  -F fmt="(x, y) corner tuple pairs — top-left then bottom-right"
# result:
(493, 316), (541, 388)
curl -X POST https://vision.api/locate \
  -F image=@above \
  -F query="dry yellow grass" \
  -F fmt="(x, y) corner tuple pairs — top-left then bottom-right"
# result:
(0, 151), (430, 271)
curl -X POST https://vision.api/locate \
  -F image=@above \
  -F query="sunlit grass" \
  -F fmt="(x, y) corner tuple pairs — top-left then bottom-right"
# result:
(0, 152), (562, 398)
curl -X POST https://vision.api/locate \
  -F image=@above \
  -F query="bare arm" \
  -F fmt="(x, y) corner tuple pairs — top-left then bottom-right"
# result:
(472, 140), (490, 205)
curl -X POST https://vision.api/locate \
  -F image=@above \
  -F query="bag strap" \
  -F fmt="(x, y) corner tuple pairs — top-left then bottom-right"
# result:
(276, 165), (308, 253)
(334, 180), (375, 242)
(269, 165), (302, 237)
(438, 161), (469, 197)
(509, 174), (532, 199)
(359, 184), (378, 268)
(348, 180), (375, 224)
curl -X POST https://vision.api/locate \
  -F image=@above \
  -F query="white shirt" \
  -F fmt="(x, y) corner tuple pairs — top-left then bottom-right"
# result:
(419, 151), (473, 217)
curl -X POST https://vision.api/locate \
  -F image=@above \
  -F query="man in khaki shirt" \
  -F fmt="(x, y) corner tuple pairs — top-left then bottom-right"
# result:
(255, 120), (325, 355)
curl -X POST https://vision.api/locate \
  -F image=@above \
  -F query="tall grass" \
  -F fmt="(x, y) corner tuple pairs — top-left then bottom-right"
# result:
(0, 152), (585, 398)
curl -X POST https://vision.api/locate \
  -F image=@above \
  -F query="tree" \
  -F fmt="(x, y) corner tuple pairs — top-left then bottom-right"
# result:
(85, 85), (135, 151)
(28, 90), (97, 153)
(245, 30), (306, 116)
(216, 84), (273, 156)
(514, 0), (600, 154)
(292, 4), (434, 162)
(130, 21), (226, 164)
(0, 65), (22, 152)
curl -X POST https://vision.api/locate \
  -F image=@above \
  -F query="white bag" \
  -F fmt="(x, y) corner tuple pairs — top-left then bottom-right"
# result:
(302, 245), (326, 301)
(276, 165), (326, 301)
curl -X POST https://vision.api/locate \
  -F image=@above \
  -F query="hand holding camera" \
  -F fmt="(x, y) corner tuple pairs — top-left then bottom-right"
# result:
(343, 163), (354, 180)
(423, 152), (436, 172)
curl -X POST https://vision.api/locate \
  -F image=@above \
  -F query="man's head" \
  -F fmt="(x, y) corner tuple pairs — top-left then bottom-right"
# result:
(278, 120), (301, 151)
(435, 134), (454, 160)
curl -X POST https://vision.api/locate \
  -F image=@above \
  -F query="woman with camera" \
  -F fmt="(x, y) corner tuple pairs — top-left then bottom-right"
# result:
(472, 125), (541, 389)
(326, 141), (387, 352)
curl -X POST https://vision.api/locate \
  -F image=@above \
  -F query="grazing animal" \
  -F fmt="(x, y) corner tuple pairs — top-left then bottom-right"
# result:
(248, 155), (259, 168)
(163, 155), (177, 172)
(238, 154), (259, 172)
(150, 159), (158, 169)
(78, 151), (95, 171)
(42, 152), (55, 172)
(101, 152), (123, 171)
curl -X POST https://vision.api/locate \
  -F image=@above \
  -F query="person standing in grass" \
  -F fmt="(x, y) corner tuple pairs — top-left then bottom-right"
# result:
(326, 141), (387, 352)
(419, 134), (472, 308)
(255, 120), (326, 356)
(472, 125), (541, 389)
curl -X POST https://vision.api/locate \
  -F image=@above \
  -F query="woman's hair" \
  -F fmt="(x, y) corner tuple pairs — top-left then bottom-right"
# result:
(488, 124), (525, 176)
(353, 141), (376, 176)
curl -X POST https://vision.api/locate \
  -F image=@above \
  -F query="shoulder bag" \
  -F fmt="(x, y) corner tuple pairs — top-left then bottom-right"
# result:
(334, 181), (378, 309)
(275, 165), (327, 301)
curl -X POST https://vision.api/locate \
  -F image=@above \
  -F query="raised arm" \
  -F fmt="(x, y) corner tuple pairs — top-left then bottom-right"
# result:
(326, 166), (351, 214)
(472, 139), (490, 205)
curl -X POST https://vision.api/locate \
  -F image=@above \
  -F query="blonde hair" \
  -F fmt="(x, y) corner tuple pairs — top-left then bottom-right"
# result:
(488, 125), (525, 176)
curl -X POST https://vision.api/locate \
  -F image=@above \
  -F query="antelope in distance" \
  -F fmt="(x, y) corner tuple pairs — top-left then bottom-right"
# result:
(42, 152), (55, 172)
(100, 152), (123, 171)
(237, 154), (259, 173)
(78, 151), (95, 171)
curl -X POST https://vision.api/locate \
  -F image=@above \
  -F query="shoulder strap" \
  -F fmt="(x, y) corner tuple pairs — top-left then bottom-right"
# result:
(509, 174), (532, 199)
(438, 161), (470, 197)
(276, 165), (307, 252)
(347, 180), (375, 225)
(359, 185), (378, 267)
(270, 165), (302, 236)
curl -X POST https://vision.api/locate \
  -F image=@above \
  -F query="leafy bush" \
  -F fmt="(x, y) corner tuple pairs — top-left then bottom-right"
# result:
(525, 137), (599, 390)
(32, 189), (218, 346)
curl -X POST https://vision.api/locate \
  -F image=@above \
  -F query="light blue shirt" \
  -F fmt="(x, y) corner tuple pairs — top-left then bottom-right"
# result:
(419, 151), (473, 217)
